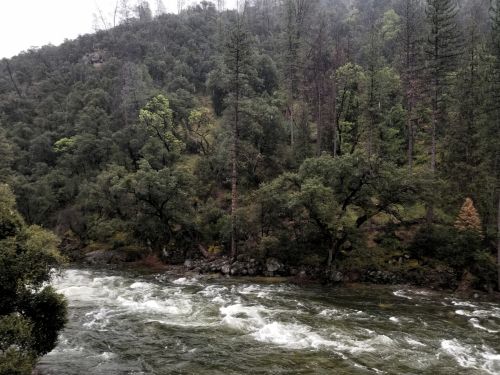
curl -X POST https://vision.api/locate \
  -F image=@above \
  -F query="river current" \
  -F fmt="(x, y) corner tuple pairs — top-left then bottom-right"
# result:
(38, 268), (500, 374)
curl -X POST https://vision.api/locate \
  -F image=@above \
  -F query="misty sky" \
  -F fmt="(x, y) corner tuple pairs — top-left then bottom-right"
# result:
(0, 0), (236, 59)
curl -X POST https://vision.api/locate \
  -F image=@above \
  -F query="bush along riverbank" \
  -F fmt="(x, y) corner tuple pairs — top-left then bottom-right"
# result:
(64, 198), (498, 296)
(74, 251), (484, 293)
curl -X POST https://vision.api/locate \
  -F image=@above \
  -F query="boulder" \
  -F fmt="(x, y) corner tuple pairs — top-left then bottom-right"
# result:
(221, 264), (231, 275)
(329, 270), (344, 283)
(266, 257), (282, 273)
(230, 261), (247, 276)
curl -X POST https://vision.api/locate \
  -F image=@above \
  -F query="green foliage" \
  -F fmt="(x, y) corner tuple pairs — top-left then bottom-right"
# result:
(139, 94), (185, 156)
(0, 184), (67, 373)
(408, 225), (496, 285)
(53, 137), (77, 153)
(256, 152), (424, 267)
(0, 0), (498, 289)
(0, 185), (23, 240)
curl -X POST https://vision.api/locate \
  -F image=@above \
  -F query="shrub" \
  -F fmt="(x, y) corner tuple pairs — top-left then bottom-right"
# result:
(408, 224), (496, 287)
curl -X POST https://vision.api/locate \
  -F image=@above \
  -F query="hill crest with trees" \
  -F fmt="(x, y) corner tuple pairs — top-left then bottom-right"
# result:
(0, 0), (499, 292)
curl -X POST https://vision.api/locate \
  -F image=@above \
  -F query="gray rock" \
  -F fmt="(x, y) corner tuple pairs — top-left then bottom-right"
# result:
(330, 271), (343, 282)
(84, 249), (132, 264)
(266, 257), (282, 273)
(221, 264), (231, 275)
(230, 261), (247, 276)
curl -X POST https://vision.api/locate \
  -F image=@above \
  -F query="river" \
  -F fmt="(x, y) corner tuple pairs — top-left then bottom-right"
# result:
(37, 268), (500, 374)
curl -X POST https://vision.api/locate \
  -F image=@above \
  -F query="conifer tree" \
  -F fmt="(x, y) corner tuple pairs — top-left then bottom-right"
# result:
(425, 0), (462, 173)
(490, 0), (500, 291)
(282, 0), (316, 152)
(397, 0), (424, 171)
(424, 0), (462, 222)
(224, 19), (254, 259)
(454, 197), (483, 235)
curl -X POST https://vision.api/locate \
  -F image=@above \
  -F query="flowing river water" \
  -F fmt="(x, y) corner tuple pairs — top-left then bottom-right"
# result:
(38, 268), (500, 374)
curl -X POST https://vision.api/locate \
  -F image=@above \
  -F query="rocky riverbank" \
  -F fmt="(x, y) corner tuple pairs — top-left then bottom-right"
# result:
(77, 247), (484, 294)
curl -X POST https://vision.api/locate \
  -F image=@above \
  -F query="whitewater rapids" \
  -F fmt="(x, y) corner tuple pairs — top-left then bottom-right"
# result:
(38, 269), (500, 374)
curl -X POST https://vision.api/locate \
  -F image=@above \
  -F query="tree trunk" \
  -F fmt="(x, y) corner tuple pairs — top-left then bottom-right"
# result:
(327, 237), (341, 269)
(327, 245), (333, 269)
(407, 113), (413, 172)
(332, 78), (338, 157)
(231, 98), (239, 260)
(199, 244), (214, 260)
(3, 59), (22, 99)
(316, 85), (322, 155)
(427, 79), (438, 224)
(431, 105), (437, 173)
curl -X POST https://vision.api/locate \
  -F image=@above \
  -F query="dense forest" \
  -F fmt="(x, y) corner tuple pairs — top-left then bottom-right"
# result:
(0, 0), (499, 292)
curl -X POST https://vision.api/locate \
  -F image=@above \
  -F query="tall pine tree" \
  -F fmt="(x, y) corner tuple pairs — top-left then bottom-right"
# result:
(224, 18), (254, 259)
(425, 0), (462, 221)
(490, 0), (500, 291)
(397, 0), (424, 171)
(425, 0), (462, 173)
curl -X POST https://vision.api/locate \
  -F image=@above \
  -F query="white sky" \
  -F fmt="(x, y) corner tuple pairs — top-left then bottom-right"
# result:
(0, 0), (236, 59)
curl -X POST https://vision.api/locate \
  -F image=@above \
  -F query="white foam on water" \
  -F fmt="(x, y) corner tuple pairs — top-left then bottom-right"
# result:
(328, 333), (397, 355)
(48, 269), (500, 374)
(198, 285), (228, 298)
(129, 281), (154, 290)
(219, 303), (266, 331)
(220, 301), (399, 356)
(83, 308), (113, 330)
(469, 318), (499, 333)
(257, 291), (269, 298)
(318, 308), (340, 316)
(412, 289), (433, 296)
(116, 295), (192, 315)
(250, 322), (336, 349)
(481, 350), (500, 374)
(451, 300), (477, 308)
(98, 352), (116, 360)
(455, 309), (500, 319)
(441, 339), (477, 368)
(237, 284), (282, 299)
(211, 296), (226, 303)
(405, 337), (426, 347)
(393, 290), (413, 300)
(172, 277), (199, 285)
(318, 308), (369, 320)
(238, 285), (261, 294)
(146, 318), (215, 328)
(440, 339), (500, 374)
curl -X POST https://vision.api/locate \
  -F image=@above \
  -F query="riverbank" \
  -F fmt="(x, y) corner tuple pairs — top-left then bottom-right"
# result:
(73, 252), (500, 302)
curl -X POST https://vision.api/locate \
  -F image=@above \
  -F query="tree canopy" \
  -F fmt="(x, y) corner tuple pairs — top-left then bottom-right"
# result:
(0, 0), (498, 290)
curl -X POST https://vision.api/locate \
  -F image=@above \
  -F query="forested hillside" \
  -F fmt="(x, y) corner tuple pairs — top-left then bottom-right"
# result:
(0, 0), (499, 290)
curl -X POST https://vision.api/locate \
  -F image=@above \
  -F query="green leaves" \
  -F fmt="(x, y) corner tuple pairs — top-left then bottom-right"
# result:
(0, 184), (23, 240)
(256, 152), (425, 266)
(53, 136), (77, 153)
(139, 94), (185, 155)
(0, 185), (67, 373)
